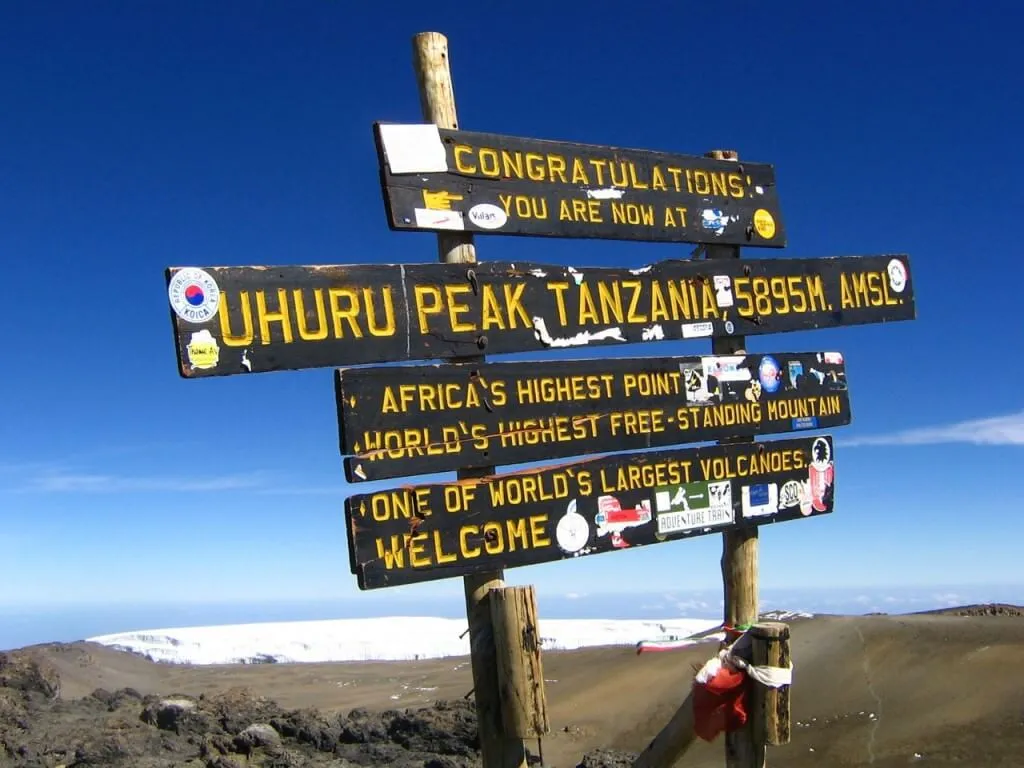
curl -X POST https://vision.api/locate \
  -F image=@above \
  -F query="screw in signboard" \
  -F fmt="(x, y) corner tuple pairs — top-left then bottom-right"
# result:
(476, 335), (488, 350)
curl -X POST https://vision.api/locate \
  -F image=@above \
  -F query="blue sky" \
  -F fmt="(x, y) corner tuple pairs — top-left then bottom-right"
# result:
(1, 1), (1022, 645)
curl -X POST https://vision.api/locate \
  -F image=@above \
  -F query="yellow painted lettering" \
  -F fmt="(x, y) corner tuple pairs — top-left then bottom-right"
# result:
(328, 288), (362, 338)
(548, 154), (567, 183)
(577, 282), (599, 324)
(453, 145), (476, 173)
(294, 289), (328, 340)
(374, 535), (407, 569)
(414, 285), (443, 333)
(597, 281), (624, 324)
(219, 292), (254, 347)
(445, 284), (474, 332)
(651, 166), (668, 191)
(364, 287), (395, 337)
(530, 514), (551, 547)
(459, 525), (481, 558)
(503, 283), (530, 329)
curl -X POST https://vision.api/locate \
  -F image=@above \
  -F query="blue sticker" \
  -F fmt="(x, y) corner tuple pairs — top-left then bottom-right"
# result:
(758, 355), (782, 393)
(749, 484), (771, 506)
(792, 416), (819, 430)
(701, 208), (728, 234)
(787, 360), (803, 388)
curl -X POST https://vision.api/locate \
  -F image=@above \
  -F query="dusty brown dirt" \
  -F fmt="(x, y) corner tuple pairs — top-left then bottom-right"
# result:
(3, 610), (1024, 767)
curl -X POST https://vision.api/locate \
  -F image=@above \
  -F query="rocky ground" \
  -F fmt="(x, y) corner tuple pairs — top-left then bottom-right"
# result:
(0, 649), (629, 768)
(4, 608), (1024, 768)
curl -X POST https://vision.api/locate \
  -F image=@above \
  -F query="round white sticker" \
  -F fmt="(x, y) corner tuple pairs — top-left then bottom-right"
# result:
(886, 258), (907, 293)
(468, 203), (508, 230)
(556, 501), (590, 554)
(168, 267), (221, 324)
(779, 480), (802, 509)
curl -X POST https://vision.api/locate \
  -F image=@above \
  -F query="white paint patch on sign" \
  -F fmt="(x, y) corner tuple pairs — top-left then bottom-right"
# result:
(531, 317), (626, 348)
(414, 208), (465, 230)
(585, 187), (626, 200)
(379, 123), (448, 174)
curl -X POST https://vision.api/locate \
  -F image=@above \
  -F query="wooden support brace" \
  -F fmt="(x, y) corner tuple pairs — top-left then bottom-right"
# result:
(490, 586), (550, 739)
(631, 687), (697, 768)
(749, 622), (791, 747)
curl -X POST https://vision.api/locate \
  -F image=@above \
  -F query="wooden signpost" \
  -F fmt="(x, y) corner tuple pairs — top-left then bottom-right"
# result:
(165, 255), (914, 378)
(162, 29), (918, 768)
(346, 434), (835, 589)
(373, 123), (787, 247)
(336, 352), (851, 482)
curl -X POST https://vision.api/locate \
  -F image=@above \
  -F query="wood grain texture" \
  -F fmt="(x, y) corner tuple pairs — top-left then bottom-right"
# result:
(411, 32), (476, 265)
(490, 587), (549, 738)
(749, 622), (792, 747)
(707, 148), (762, 768)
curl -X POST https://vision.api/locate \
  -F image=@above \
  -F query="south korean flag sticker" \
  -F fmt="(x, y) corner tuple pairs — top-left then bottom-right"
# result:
(168, 267), (221, 324)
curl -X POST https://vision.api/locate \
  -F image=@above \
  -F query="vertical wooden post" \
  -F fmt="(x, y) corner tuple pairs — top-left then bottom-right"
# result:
(491, 586), (550, 739)
(749, 622), (791, 747)
(411, 31), (528, 768)
(704, 149), (762, 768)
(411, 32), (476, 266)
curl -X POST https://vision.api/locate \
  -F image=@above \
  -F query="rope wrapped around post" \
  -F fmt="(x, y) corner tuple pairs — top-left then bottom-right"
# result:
(693, 623), (792, 745)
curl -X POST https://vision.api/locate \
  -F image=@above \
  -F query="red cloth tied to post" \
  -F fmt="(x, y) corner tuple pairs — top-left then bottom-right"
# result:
(691, 654), (748, 742)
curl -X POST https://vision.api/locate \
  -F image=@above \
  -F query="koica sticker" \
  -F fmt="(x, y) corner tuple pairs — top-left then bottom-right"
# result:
(168, 267), (221, 324)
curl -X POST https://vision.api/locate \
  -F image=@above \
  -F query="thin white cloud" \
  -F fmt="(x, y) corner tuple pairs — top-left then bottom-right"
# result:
(842, 409), (1024, 447)
(256, 485), (348, 496)
(9, 470), (272, 494)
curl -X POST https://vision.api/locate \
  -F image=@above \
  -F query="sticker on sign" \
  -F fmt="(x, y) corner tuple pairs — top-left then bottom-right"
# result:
(468, 203), (507, 230)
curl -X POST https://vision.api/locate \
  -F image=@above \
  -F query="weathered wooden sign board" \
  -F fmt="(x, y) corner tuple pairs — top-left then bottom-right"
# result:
(373, 123), (786, 248)
(336, 352), (850, 482)
(165, 255), (914, 378)
(345, 434), (836, 589)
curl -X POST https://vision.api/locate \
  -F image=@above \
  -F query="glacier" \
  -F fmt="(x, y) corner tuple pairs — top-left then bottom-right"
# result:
(86, 616), (726, 665)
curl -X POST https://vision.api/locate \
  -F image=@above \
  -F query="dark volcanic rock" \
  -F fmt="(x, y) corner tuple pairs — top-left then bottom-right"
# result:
(141, 695), (217, 738)
(270, 706), (343, 751)
(0, 649), (616, 768)
(386, 698), (479, 756)
(339, 708), (388, 744)
(0, 652), (60, 699)
(233, 722), (282, 753)
(577, 747), (639, 768)
(203, 687), (285, 735)
(921, 602), (1024, 617)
